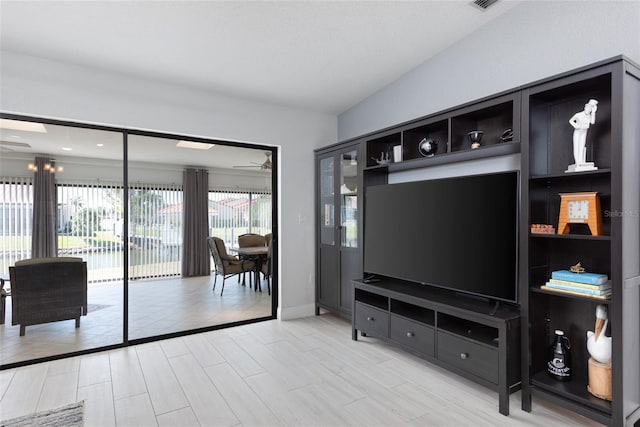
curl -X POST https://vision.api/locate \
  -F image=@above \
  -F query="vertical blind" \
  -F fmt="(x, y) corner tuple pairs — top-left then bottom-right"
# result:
(1, 176), (271, 282)
(208, 190), (272, 248)
(0, 177), (33, 272)
(128, 183), (183, 280)
(57, 180), (125, 282)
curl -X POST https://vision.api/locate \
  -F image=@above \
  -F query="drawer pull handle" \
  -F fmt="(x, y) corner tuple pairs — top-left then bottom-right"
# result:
(460, 353), (469, 360)
(367, 316), (374, 322)
(406, 332), (414, 338)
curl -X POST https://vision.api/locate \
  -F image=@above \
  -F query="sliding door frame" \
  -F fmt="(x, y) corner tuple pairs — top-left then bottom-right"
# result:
(0, 112), (279, 370)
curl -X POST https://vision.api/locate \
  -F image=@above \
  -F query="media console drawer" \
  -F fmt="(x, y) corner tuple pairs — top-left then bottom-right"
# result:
(437, 330), (499, 384)
(354, 302), (389, 338)
(390, 314), (434, 357)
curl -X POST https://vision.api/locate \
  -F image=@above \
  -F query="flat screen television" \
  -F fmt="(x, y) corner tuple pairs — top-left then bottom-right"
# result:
(364, 171), (518, 303)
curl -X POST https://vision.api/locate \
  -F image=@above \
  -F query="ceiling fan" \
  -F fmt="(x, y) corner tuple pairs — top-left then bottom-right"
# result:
(233, 152), (272, 171)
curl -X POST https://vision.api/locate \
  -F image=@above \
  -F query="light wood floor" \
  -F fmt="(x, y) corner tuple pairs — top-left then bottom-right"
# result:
(0, 314), (601, 426)
(1, 275), (272, 366)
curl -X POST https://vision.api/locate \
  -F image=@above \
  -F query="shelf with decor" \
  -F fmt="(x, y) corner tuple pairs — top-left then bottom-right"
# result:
(386, 142), (520, 172)
(401, 116), (449, 160)
(529, 177), (612, 238)
(531, 371), (612, 417)
(450, 93), (520, 153)
(362, 91), (521, 172)
(529, 234), (611, 241)
(530, 168), (611, 181)
(520, 57), (640, 426)
(365, 131), (401, 167)
(531, 285), (611, 302)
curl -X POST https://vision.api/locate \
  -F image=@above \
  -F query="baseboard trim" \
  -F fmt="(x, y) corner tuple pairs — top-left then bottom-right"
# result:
(278, 304), (315, 320)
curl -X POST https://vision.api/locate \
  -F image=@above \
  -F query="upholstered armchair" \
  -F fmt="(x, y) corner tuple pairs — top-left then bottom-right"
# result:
(207, 237), (254, 295)
(9, 257), (88, 336)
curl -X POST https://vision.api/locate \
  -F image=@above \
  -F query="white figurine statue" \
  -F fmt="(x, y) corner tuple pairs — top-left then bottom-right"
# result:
(566, 99), (599, 172)
(586, 304), (611, 364)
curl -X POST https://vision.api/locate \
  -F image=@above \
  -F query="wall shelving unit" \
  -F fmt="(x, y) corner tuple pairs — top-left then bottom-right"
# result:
(316, 55), (639, 425)
(520, 58), (640, 426)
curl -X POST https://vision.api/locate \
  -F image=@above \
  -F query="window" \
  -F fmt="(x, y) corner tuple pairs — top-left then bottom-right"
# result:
(209, 191), (272, 249)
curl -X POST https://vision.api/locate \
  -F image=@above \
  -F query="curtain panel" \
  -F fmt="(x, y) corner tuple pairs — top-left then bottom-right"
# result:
(31, 157), (58, 258)
(182, 168), (210, 277)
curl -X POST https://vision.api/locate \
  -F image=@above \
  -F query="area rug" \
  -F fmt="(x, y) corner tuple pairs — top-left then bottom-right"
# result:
(0, 401), (83, 427)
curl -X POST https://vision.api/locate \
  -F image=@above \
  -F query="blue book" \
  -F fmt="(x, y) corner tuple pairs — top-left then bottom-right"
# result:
(544, 282), (612, 296)
(548, 279), (611, 290)
(551, 270), (608, 285)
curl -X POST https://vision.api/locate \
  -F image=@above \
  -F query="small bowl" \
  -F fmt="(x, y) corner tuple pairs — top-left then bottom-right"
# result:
(500, 128), (514, 142)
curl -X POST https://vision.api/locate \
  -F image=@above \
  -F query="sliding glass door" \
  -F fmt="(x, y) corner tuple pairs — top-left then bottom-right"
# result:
(0, 116), (276, 367)
(0, 119), (125, 365)
(126, 134), (274, 340)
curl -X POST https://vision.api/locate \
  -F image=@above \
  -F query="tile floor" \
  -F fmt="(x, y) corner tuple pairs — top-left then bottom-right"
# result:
(0, 314), (602, 426)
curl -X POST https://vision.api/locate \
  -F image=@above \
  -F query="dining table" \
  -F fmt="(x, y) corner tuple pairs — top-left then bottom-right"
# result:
(229, 246), (268, 292)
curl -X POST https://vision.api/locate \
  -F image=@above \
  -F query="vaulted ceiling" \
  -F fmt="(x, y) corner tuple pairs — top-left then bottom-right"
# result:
(0, 1), (520, 115)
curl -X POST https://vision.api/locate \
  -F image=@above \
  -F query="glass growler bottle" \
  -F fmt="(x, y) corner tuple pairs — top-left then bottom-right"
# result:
(547, 329), (572, 381)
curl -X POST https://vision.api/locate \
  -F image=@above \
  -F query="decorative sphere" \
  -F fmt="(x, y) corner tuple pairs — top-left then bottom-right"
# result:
(418, 138), (438, 157)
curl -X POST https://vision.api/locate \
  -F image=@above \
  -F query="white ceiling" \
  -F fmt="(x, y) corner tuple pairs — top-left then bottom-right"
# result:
(0, 119), (274, 173)
(0, 0), (520, 115)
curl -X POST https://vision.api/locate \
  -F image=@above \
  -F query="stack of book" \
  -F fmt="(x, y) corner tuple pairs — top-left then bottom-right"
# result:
(541, 270), (611, 299)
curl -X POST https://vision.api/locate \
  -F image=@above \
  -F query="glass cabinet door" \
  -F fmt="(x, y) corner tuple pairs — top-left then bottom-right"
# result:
(319, 155), (335, 246)
(340, 150), (358, 248)
(316, 143), (361, 315)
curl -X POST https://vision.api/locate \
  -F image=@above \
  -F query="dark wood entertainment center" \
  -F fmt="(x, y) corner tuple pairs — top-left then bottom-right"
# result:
(315, 56), (640, 426)
(352, 278), (520, 416)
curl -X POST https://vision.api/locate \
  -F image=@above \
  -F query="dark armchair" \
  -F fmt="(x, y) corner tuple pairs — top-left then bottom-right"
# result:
(207, 237), (254, 295)
(9, 257), (88, 336)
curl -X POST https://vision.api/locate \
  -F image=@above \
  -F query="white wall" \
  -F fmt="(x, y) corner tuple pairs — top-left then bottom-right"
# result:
(0, 50), (337, 320)
(338, 1), (640, 141)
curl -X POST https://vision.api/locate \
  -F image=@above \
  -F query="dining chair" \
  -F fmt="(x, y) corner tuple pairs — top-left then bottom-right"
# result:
(237, 233), (265, 287)
(238, 233), (266, 247)
(207, 237), (254, 295)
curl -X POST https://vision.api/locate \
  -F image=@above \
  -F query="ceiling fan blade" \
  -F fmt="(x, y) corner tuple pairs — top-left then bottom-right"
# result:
(233, 153), (273, 170)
